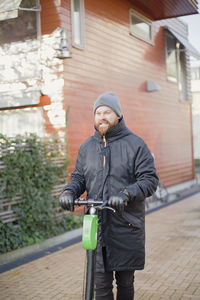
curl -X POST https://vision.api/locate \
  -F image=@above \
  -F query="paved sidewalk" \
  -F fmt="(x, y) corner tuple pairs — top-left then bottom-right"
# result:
(0, 193), (200, 300)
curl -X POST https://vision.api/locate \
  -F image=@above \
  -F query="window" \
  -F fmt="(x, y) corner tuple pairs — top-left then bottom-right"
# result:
(0, 108), (44, 137)
(129, 9), (153, 44)
(0, 0), (40, 45)
(191, 67), (200, 80)
(166, 34), (178, 82)
(0, 0), (41, 109)
(166, 32), (187, 102)
(71, 0), (85, 49)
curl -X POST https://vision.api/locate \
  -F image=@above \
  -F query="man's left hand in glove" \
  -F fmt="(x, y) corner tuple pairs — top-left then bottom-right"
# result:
(108, 192), (129, 212)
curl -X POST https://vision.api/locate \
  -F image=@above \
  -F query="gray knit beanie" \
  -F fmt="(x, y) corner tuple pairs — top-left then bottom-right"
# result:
(93, 92), (122, 117)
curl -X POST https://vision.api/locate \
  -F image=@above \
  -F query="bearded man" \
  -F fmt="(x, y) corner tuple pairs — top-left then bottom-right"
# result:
(59, 92), (158, 300)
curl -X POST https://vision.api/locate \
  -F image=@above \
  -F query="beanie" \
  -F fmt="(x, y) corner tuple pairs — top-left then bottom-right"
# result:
(93, 92), (122, 117)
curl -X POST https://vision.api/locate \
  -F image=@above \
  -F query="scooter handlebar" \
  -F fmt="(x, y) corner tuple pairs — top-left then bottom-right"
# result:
(74, 198), (104, 206)
(74, 198), (116, 212)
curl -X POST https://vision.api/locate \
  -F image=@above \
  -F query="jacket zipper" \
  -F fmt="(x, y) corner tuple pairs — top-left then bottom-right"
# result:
(103, 135), (106, 168)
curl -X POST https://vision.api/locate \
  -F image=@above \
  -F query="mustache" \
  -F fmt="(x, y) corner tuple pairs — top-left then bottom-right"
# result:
(98, 120), (109, 124)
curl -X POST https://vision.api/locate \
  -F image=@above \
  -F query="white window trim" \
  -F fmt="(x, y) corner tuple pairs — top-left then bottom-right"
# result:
(165, 33), (178, 83)
(129, 9), (153, 45)
(71, 0), (85, 49)
(165, 32), (188, 102)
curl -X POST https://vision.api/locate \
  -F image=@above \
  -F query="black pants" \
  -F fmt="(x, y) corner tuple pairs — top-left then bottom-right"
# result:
(95, 270), (135, 300)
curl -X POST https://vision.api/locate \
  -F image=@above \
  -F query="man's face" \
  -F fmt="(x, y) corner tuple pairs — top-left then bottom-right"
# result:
(94, 106), (120, 136)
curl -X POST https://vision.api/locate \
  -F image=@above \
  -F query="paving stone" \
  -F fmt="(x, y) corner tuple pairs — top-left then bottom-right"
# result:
(0, 193), (200, 299)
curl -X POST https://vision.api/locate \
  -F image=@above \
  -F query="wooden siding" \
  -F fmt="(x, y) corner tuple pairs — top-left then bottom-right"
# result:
(41, 0), (194, 187)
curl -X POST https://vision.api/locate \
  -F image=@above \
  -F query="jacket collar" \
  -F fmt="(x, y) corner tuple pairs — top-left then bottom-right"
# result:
(94, 117), (131, 142)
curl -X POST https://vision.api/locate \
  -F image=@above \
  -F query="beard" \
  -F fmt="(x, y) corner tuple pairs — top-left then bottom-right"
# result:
(94, 119), (119, 136)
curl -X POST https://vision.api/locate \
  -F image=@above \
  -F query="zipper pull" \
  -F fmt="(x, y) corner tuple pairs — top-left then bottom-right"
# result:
(103, 135), (106, 167)
(103, 135), (107, 147)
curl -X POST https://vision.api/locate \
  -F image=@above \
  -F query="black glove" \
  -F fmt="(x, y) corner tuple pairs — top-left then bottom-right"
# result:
(59, 191), (75, 211)
(108, 193), (129, 212)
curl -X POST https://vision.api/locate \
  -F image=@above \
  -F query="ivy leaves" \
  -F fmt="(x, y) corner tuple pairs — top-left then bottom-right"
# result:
(0, 134), (82, 254)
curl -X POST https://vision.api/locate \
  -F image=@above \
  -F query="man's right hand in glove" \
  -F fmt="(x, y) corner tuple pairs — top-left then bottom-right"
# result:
(59, 191), (74, 211)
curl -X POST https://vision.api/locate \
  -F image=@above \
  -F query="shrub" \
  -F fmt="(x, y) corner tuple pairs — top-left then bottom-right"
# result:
(0, 134), (82, 254)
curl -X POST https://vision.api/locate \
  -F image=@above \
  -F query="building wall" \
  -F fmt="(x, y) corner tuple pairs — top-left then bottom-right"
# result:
(0, 0), (66, 139)
(52, 0), (194, 186)
(0, 0), (194, 187)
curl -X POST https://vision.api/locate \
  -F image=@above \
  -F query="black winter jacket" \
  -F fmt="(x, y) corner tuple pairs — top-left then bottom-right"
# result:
(64, 118), (158, 272)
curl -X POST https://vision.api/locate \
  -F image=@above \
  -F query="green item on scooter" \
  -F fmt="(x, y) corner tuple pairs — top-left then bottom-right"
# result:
(82, 214), (98, 250)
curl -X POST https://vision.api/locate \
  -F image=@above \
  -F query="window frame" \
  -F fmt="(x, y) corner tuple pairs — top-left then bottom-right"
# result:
(71, 0), (85, 50)
(165, 32), (178, 83)
(165, 31), (188, 102)
(129, 8), (153, 44)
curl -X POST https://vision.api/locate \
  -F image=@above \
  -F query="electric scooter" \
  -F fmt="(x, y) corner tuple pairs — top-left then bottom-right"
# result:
(74, 198), (115, 300)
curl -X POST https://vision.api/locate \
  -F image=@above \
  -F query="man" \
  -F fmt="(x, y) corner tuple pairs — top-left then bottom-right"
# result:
(59, 92), (158, 300)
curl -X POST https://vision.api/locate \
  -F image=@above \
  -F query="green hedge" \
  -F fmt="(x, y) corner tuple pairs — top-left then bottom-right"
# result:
(0, 134), (82, 254)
